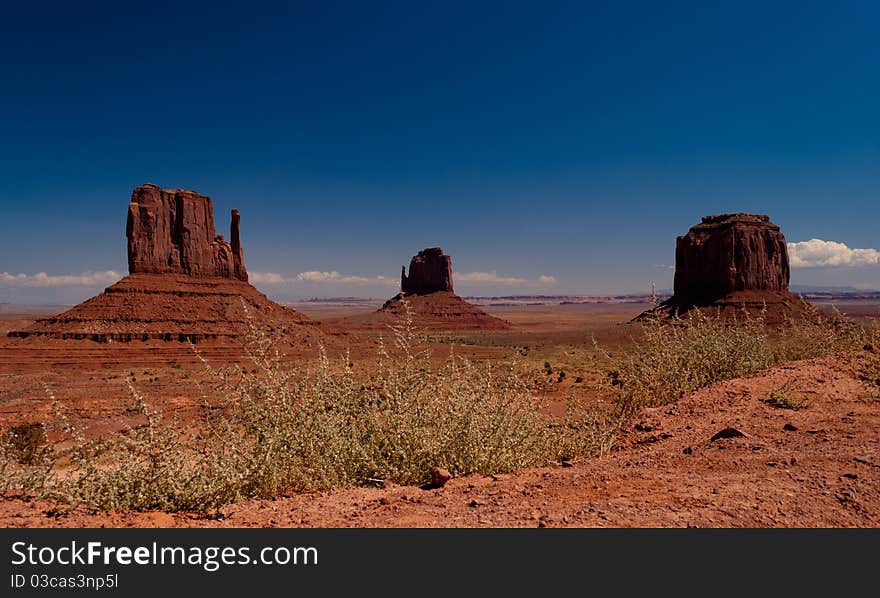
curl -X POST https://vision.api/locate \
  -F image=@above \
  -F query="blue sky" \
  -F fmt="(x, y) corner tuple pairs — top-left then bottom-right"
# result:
(1, 1), (879, 303)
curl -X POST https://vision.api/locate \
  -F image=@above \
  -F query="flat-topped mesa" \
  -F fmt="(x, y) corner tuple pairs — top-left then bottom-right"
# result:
(401, 247), (454, 295)
(126, 184), (248, 281)
(673, 213), (789, 306)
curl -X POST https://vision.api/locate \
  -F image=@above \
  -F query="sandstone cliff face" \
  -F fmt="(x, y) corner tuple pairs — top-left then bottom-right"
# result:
(401, 247), (453, 295)
(672, 213), (789, 306)
(126, 184), (248, 281)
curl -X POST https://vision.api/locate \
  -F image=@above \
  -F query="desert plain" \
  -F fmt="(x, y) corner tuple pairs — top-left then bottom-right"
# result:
(1, 291), (878, 528)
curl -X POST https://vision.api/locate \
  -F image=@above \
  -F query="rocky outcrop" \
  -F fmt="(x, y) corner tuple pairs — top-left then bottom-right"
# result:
(7, 185), (335, 345)
(639, 213), (814, 324)
(401, 248), (453, 295)
(231, 209), (246, 281)
(673, 213), (789, 306)
(372, 248), (509, 331)
(126, 184), (248, 281)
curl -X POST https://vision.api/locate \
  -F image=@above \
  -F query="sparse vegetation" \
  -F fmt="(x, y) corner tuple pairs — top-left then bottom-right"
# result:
(857, 344), (880, 401)
(0, 300), (614, 513)
(771, 306), (872, 363)
(3, 423), (48, 465)
(601, 308), (873, 416)
(601, 310), (772, 411)
(764, 381), (811, 410)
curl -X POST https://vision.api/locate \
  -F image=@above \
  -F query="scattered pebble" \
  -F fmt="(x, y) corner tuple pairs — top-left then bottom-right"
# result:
(710, 427), (748, 441)
(428, 466), (452, 489)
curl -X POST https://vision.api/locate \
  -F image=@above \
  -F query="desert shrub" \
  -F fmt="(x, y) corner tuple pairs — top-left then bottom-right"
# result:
(200, 304), (616, 493)
(604, 310), (772, 411)
(603, 308), (872, 416)
(771, 306), (872, 363)
(1, 301), (613, 513)
(763, 381), (811, 410)
(4, 423), (48, 465)
(857, 343), (880, 401)
(44, 387), (244, 512)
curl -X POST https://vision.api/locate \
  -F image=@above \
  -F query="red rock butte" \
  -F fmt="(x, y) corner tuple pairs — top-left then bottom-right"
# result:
(640, 213), (815, 324)
(9, 184), (324, 345)
(375, 248), (509, 331)
(400, 247), (453, 295)
(127, 184), (248, 281)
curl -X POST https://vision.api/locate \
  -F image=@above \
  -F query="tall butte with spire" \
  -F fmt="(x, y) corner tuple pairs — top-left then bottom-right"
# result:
(125, 184), (248, 281)
(374, 247), (509, 330)
(10, 184), (321, 344)
(638, 213), (815, 324)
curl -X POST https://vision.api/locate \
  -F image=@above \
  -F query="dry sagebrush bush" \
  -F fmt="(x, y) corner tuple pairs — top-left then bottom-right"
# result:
(604, 307), (874, 415)
(771, 306), (874, 363)
(604, 309), (773, 411)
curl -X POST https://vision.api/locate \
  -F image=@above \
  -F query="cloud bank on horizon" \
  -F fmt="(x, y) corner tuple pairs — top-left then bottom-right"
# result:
(249, 271), (396, 286)
(455, 272), (557, 286)
(250, 270), (557, 288)
(788, 239), (880, 268)
(0, 271), (121, 287)
(0, 269), (557, 291)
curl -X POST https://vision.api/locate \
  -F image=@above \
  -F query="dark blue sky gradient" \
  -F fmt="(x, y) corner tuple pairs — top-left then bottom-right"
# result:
(2, 1), (879, 301)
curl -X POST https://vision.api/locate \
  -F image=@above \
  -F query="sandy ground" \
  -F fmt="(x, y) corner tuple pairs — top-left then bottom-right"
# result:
(1, 350), (877, 528)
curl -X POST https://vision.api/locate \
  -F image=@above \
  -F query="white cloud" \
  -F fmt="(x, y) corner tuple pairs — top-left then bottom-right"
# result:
(295, 271), (370, 284)
(788, 239), (880, 268)
(454, 271), (557, 286)
(249, 271), (285, 284)
(248, 270), (400, 287)
(455, 271), (528, 285)
(0, 270), (121, 287)
(375, 275), (401, 286)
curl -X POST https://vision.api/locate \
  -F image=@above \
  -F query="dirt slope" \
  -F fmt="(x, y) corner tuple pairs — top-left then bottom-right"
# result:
(1, 351), (877, 528)
(7, 274), (323, 343)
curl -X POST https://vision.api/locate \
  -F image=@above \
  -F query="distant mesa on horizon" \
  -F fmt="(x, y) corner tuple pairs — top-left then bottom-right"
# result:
(372, 247), (509, 331)
(638, 212), (816, 324)
(400, 247), (453, 295)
